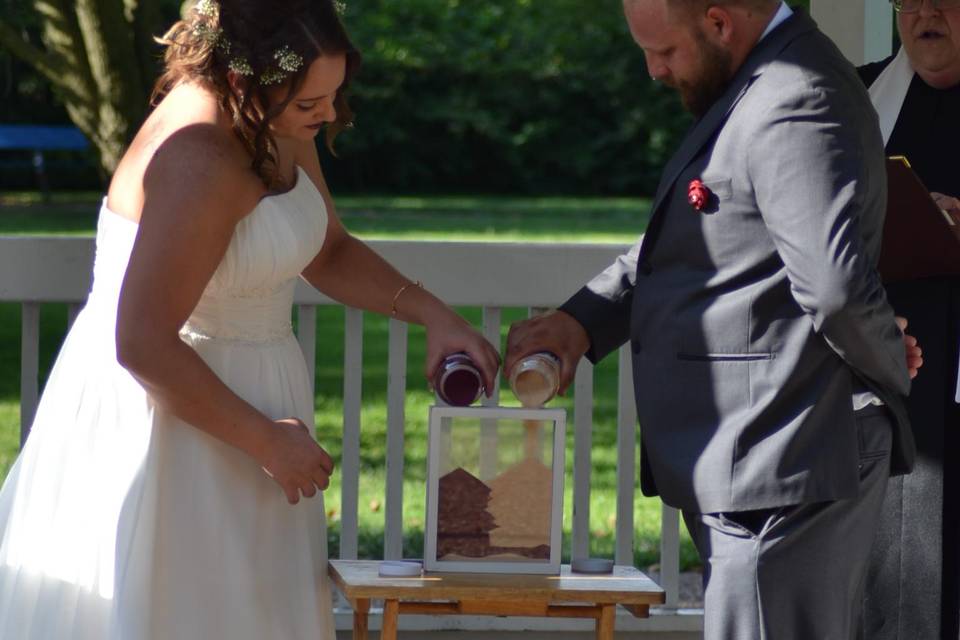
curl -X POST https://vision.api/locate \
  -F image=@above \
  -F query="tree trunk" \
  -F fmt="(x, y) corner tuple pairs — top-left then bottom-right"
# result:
(0, 0), (156, 175)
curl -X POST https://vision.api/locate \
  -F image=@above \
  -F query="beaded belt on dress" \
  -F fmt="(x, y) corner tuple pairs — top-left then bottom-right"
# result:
(180, 283), (296, 344)
(179, 321), (293, 344)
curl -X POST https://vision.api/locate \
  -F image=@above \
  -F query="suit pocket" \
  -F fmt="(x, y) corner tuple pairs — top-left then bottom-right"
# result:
(690, 178), (732, 215)
(856, 410), (892, 462)
(702, 178), (732, 201)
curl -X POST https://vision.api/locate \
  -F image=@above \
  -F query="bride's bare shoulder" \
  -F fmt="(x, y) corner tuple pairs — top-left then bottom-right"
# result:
(109, 85), (260, 223)
(142, 125), (261, 223)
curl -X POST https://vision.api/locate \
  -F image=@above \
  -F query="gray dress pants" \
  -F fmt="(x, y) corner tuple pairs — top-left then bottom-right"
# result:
(683, 405), (894, 640)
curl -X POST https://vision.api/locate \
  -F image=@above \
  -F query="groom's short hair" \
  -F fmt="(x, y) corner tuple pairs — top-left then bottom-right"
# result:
(627, 0), (779, 18)
(668, 0), (778, 7)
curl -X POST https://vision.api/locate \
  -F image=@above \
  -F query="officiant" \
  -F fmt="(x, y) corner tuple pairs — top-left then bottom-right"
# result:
(858, 1), (960, 638)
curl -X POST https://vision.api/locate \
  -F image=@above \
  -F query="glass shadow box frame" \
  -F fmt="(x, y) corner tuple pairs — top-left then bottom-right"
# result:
(424, 405), (566, 575)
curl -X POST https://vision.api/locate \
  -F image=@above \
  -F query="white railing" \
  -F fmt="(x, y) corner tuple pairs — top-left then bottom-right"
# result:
(0, 236), (703, 638)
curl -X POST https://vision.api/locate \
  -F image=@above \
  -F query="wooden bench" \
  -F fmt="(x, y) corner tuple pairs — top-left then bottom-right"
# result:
(329, 560), (665, 640)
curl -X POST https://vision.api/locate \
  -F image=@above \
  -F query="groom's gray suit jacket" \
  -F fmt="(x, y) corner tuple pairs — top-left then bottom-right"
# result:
(560, 11), (914, 514)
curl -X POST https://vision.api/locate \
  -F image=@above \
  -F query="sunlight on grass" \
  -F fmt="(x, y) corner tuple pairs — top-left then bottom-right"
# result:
(0, 403), (20, 477)
(0, 193), (649, 244)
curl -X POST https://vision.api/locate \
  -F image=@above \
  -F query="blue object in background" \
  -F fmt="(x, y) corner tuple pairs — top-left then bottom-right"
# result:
(0, 125), (91, 199)
(0, 125), (89, 151)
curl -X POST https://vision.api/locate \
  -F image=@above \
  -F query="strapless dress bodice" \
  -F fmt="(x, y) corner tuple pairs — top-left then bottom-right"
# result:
(88, 166), (327, 344)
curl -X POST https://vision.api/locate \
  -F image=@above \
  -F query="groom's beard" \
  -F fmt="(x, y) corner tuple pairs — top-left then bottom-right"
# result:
(670, 34), (735, 118)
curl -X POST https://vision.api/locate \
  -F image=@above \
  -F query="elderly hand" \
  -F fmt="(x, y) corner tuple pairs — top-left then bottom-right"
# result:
(505, 310), (590, 395)
(896, 316), (924, 379)
(932, 192), (960, 218)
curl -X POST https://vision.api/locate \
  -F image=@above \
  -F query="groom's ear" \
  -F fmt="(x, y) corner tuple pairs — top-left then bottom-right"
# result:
(703, 5), (737, 46)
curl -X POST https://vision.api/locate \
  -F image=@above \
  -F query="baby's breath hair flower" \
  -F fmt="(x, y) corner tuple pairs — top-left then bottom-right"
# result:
(334, 1), (347, 14)
(192, 22), (222, 44)
(189, 1), (306, 86)
(228, 56), (254, 77)
(259, 46), (304, 84)
(274, 46), (304, 74)
(260, 68), (286, 85)
(195, 0), (218, 18)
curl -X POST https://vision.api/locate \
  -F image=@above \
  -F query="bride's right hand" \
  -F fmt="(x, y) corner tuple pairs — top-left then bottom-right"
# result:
(257, 418), (335, 504)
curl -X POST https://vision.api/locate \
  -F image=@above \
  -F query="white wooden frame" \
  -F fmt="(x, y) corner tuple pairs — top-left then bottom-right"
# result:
(424, 405), (566, 575)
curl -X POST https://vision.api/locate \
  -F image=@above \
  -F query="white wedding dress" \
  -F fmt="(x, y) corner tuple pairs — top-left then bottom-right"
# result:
(0, 166), (336, 639)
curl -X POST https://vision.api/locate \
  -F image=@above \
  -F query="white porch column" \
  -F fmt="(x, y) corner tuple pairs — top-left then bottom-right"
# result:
(811, 0), (894, 65)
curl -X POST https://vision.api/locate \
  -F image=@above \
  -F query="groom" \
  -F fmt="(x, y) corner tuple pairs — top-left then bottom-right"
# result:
(507, 1), (919, 637)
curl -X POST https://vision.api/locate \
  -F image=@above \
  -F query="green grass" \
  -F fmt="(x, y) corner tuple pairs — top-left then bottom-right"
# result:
(0, 191), (650, 243)
(0, 192), (700, 571)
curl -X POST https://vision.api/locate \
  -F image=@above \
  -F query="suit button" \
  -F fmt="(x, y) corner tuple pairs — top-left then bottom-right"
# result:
(632, 341), (642, 354)
(638, 261), (653, 276)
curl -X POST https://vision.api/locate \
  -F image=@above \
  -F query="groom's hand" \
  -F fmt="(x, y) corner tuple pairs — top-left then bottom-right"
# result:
(505, 309), (590, 395)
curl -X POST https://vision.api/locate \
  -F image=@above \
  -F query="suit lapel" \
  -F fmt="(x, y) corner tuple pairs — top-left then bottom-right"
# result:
(648, 81), (751, 213)
(640, 11), (819, 260)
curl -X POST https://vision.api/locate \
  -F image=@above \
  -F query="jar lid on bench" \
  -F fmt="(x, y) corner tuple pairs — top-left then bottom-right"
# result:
(378, 560), (424, 577)
(571, 558), (614, 574)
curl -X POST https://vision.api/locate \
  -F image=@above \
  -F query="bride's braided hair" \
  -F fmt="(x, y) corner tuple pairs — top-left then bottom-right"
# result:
(152, 0), (360, 189)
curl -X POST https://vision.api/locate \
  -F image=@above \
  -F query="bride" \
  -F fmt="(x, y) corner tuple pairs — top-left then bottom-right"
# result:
(0, 0), (500, 637)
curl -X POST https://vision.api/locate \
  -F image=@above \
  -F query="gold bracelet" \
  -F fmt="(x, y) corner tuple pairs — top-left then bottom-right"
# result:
(391, 280), (422, 317)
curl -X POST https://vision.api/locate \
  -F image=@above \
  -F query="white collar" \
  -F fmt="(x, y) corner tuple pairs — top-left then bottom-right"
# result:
(760, 2), (793, 42)
(868, 47), (915, 146)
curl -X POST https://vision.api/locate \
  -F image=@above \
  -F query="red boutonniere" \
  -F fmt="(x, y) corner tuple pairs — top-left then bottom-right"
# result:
(687, 179), (711, 212)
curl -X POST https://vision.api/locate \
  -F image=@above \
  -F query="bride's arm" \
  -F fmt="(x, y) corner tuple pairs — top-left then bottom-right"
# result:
(116, 128), (333, 504)
(295, 143), (500, 390)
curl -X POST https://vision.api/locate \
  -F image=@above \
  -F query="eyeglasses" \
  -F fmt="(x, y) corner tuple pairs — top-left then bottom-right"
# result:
(891, 0), (960, 13)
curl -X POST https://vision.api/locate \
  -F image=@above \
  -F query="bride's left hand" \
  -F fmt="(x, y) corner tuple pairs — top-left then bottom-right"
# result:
(423, 311), (501, 396)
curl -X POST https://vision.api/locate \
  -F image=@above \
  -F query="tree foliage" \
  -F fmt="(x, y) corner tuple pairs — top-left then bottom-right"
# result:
(1, 0), (812, 194)
(326, 0), (692, 195)
(0, 0), (175, 174)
